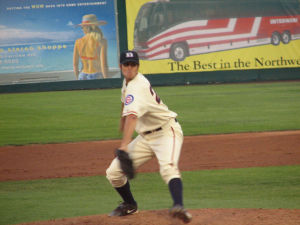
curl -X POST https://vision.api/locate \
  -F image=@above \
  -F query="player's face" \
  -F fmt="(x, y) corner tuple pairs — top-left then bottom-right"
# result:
(120, 62), (139, 82)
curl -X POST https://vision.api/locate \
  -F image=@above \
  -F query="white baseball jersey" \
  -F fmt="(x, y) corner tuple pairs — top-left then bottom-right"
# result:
(121, 73), (177, 134)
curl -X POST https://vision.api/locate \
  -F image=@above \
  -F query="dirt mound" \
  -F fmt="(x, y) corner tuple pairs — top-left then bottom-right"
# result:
(18, 209), (300, 225)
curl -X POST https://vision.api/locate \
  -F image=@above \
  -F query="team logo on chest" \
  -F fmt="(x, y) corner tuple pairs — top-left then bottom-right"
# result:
(125, 94), (134, 105)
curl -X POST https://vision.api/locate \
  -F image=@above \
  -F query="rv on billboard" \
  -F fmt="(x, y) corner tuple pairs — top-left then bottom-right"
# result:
(133, 0), (300, 61)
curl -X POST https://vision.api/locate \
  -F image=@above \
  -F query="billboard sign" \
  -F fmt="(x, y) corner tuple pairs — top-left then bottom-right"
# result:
(0, 0), (120, 85)
(126, 0), (300, 74)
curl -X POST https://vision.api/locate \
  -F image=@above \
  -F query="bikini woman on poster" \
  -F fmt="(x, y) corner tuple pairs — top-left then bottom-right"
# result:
(73, 14), (108, 80)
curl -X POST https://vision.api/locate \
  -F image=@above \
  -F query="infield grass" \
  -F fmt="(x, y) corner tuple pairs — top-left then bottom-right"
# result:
(1, 81), (300, 146)
(0, 165), (299, 225)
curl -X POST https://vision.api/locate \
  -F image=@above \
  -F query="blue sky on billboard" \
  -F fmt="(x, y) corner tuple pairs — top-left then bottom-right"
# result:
(0, 0), (116, 45)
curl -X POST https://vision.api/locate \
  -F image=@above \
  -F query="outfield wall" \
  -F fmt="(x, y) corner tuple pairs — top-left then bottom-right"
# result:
(1, 67), (299, 93)
(0, 0), (299, 93)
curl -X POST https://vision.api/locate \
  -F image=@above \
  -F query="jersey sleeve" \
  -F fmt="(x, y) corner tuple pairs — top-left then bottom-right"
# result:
(122, 84), (147, 118)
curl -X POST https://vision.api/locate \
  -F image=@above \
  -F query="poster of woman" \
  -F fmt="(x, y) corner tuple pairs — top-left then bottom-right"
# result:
(73, 14), (108, 80)
(0, 0), (120, 85)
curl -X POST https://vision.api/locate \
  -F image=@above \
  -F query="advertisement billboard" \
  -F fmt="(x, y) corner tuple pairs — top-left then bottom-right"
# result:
(0, 0), (120, 85)
(126, 0), (300, 74)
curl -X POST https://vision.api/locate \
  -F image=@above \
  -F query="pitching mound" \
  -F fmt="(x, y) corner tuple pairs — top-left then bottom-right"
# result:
(18, 209), (300, 225)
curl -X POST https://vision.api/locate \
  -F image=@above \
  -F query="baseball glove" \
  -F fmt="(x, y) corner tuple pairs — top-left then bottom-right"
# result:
(115, 149), (135, 179)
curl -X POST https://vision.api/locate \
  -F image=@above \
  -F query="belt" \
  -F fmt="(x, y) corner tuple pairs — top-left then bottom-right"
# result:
(143, 118), (178, 135)
(143, 127), (162, 135)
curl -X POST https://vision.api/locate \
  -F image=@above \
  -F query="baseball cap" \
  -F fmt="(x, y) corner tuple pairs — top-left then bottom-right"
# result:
(120, 50), (139, 65)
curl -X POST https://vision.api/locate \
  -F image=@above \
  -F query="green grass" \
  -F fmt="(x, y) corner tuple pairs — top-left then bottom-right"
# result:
(0, 89), (122, 146)
(1, 81), (300, 146)
(0, 166), (299, 225)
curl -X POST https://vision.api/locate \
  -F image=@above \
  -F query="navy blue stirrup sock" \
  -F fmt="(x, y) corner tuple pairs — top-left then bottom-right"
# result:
(168, 178), (183, 206)
(115, 181), (136, 205)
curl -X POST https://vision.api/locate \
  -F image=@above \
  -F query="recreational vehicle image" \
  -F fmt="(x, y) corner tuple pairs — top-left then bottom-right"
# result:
(133, 0), (300, 61)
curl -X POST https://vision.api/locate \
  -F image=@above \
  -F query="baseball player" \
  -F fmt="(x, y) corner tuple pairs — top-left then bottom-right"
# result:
(106, 50), (192, 223)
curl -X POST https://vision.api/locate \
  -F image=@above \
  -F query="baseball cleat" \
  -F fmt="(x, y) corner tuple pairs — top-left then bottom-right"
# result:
(108, 202), (138, 217)
(169, 204), (192, 223)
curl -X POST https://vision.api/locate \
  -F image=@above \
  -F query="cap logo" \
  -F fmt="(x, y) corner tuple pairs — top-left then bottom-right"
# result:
(126, 52), (134, 58)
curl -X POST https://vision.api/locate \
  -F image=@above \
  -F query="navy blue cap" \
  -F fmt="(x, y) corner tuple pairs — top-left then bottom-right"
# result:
(120, 50), (139, 64)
